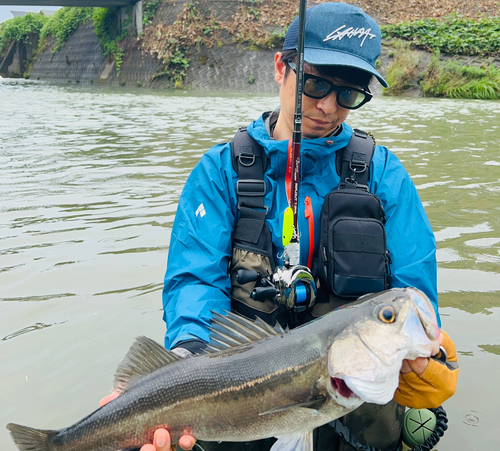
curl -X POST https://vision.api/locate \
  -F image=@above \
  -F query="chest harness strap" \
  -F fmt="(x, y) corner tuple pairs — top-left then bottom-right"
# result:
(336, 128), (374, 189)
(231, 127), (270, 255)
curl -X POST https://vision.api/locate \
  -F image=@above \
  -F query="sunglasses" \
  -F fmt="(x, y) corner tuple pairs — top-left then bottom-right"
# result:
(287, 60), (372, 110)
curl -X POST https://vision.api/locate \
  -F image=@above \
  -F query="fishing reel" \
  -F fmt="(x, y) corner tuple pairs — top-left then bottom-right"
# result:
(236, 263), (316, 312)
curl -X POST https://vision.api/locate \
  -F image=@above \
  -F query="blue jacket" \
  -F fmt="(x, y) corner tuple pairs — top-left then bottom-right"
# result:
(163, 115), (440, 349)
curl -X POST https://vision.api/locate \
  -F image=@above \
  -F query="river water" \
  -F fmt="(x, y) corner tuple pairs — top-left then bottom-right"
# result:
(1, 78), (499, 451)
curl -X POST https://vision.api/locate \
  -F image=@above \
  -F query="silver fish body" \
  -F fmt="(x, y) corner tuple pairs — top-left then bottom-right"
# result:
(7, 287), (439, 451)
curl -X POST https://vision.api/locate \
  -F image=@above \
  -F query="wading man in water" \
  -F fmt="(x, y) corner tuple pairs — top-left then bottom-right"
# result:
(102, 3), (459, 450)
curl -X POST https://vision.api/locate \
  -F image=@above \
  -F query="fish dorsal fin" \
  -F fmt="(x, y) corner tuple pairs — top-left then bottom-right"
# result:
(205, 311), (282, 353)
(113, 336), (181, 393)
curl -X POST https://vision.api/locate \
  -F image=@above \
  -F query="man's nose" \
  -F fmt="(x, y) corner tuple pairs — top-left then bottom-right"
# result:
(313, 91), (339, 113)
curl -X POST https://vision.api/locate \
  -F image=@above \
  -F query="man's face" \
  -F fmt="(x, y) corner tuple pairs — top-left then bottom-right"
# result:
(274, 54), (356, 140)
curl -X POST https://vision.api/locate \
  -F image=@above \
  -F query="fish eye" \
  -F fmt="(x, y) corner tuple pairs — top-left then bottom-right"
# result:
(377, 305), (396, 324)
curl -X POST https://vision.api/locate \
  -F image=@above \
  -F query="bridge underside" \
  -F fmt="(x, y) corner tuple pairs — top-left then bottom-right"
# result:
(0, 0), (136, 6)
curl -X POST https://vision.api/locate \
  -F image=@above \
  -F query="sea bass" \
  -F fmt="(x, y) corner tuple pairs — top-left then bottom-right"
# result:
(7, 287), (439, 451)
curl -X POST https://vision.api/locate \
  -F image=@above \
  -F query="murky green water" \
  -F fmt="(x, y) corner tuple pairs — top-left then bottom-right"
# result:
(1, 79), (499, 450)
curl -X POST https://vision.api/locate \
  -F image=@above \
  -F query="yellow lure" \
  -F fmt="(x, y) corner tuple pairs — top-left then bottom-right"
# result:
(282, 207), (294, 247)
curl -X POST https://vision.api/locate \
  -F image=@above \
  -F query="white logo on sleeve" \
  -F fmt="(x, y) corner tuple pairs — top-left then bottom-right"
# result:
(324, 25), (376, 47)
(195, 203), (206, 218)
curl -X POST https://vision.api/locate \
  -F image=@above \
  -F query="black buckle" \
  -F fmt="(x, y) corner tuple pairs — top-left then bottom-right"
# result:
(236, 179), (266, 197)
(349, 159), (367, 174)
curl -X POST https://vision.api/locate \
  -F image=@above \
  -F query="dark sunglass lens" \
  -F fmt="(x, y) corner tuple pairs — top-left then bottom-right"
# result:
(304, 77), (332, 99)
(338, 89), (364, 108)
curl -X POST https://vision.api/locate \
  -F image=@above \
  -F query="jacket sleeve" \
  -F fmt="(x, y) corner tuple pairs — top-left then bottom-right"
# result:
(394, 331), (459, 408)
(370, 146), (440, 326)
(162, 144), (237, 350)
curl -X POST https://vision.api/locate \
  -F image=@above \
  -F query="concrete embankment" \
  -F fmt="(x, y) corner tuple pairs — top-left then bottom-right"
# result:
(29, 0), (280, 94)
(16, 0), (500, 95)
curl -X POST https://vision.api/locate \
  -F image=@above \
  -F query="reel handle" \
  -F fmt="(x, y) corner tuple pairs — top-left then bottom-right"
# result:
(236, 269), (259, 285)
(252, 286), (278, 301)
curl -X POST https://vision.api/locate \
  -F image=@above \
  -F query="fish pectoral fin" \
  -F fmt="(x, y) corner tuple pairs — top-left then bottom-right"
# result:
(113, 336), (182, 393)
(259, 395), (327, 416)
(271, 431), (313, 451)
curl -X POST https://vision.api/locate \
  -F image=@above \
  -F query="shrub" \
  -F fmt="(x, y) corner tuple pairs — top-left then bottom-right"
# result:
(382, 15), (500, 56)
(421, 57), (500, 99)
(93, 7), (128, 75)
(383, 40), (421, 95)
(39, 7), (94, 53)
(0, 13), (48, 57)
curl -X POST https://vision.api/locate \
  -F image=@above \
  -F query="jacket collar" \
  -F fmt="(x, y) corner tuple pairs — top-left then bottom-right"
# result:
(247, 113), (354, 177)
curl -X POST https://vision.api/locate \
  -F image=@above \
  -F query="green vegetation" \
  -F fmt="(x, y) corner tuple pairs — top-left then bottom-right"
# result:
(93, 7), (129, 76)
(39, 7), (94, 54)
(143, 0), (162, 25)
(382, 15), (500, 56)
(146, 1), (220, 88)
(381, 15), (500, 99)
(383, 40), (420, 95)
(421, 56), (500, 100)
(0, 13), (47, 57)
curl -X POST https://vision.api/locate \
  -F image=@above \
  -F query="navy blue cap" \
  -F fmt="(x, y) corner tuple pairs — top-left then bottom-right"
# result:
(283, 2), (388, 87)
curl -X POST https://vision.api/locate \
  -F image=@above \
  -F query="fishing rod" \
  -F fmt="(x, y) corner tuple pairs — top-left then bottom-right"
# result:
(240, 0), (315, 318)
(286, 0), (307, 266)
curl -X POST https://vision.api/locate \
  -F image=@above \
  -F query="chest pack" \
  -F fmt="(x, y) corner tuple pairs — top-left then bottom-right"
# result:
(316, 129), (390, 298)
(230, 128), (390, 315)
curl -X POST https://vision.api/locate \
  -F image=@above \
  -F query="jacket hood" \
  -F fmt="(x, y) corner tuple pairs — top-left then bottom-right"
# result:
(246, 114), (354, 178)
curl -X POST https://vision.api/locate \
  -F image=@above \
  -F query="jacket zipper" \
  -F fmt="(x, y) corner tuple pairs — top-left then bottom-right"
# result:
(304, 196), (314, 269)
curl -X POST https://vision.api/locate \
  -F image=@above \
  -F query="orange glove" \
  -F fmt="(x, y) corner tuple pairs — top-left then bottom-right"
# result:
(394, 330), (459, 409)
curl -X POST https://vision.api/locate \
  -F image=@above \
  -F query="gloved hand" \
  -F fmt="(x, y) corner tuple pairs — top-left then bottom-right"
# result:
(99, 392), (197, 451)
(394, 330), (459, 409)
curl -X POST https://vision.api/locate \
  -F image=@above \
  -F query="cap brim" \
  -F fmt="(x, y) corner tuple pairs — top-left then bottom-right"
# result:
(305, 48), (389, 88)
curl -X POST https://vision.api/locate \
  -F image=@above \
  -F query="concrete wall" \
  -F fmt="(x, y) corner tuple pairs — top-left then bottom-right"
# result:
(30, 21), (106, 83)
(27, 0), (280, 93)
(0, 34), (37, 77)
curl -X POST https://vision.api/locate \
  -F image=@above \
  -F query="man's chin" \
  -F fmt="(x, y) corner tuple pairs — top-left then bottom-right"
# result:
(303, 124), (340, 140)
(303, 131), (334, 139)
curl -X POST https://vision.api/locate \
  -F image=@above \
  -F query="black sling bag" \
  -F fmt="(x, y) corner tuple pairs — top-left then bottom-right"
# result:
(316, 129), (390, 298)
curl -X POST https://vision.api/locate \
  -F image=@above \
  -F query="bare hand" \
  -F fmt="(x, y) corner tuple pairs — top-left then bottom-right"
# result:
(99, 392), (196, 451)
(400, 331), (444, 376)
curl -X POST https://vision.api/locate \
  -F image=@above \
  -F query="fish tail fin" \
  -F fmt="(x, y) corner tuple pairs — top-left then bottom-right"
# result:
(6, 423), (58, 451)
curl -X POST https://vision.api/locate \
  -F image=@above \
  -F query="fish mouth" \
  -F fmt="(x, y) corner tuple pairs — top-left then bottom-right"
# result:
(407, 288), (440, 341)
(330, 377), (356, 399)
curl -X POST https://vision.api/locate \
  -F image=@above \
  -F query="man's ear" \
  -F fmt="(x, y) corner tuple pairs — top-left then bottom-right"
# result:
(274, 52), (287, 85)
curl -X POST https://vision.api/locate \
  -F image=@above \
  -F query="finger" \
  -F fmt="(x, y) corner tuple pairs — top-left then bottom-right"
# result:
(408, 357), (429, 376)
(400, 359), (412, 374)
(99, 392), (119, 407)
(153, 428), (171, 451)
(179, 435), (197, 450)
(141, 445), (156, 451)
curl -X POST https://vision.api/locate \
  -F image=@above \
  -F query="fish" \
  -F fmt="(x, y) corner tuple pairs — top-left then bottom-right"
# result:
(7, 287), (440, 451)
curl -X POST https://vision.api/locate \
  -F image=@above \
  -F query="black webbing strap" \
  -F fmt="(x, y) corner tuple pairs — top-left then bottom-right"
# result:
(231, 127), (375, 244)
(336, 129), (375, 190)
(231, 128), (268, 245)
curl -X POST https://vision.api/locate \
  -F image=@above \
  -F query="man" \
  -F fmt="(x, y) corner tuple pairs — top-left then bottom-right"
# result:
(103, 3), (458, 450)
